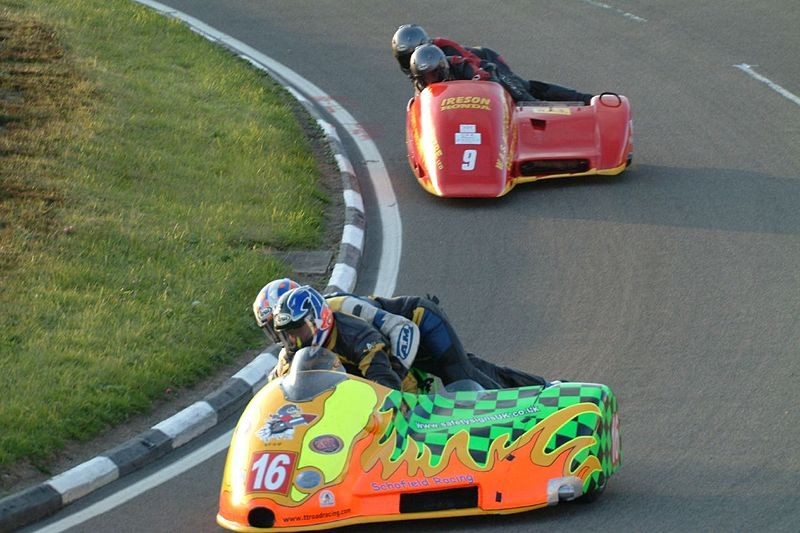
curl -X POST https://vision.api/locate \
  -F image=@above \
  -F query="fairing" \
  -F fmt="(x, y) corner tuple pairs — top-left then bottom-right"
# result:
(407, 81), (514, 197)
(217, 370), (621, 531)
(406, 81), (633, 198)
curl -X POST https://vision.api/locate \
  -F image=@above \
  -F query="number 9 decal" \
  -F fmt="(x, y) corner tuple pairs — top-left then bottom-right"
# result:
(461, 149), (477, 171)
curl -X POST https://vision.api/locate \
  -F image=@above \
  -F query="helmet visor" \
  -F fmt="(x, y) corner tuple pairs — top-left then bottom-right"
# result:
(276, 319), (316, 354)
(415, 68), (445, 89)
(398, 51), (412, 74)
(261, 318), (280, 344)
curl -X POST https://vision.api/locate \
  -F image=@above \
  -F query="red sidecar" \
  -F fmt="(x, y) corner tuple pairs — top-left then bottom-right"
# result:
(405, 80), (633, 198)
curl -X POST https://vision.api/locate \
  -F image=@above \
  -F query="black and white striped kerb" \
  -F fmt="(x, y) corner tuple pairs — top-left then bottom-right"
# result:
(281, 89), (365, 295)
(0, 0), (365, 529)
(0, 350), (278, 532)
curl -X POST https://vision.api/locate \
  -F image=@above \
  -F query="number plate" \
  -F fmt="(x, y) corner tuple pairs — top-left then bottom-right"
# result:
(247, 451), (297, 494)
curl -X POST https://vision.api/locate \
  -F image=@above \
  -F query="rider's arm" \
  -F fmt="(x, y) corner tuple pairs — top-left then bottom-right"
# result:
(268, 348), (292, 381)
(448, 56), (491, 81)
(332, 313), (404, 390)
(328, 294), (419, 368)
(358, 341), (403, 390)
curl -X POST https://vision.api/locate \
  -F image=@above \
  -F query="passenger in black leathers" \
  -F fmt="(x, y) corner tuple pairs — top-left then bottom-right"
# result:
(327, 293), (547, 390)
(266, 283), (546, 391)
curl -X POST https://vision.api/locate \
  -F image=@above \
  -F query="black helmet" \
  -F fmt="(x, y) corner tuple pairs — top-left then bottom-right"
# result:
(409, 44), (449, 90)
(392, 24), (431, 74)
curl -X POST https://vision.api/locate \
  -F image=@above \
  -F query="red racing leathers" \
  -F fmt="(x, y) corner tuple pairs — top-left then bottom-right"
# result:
(432, 37), (593, 104)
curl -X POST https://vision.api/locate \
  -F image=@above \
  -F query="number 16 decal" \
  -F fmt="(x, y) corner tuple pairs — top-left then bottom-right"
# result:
(247, 451), (296, 494)
(462, 149), (477, 171)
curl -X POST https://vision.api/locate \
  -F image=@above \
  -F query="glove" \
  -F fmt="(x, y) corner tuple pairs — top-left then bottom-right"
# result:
(268, 349), (292, 381)
(481, 62), (499, 82)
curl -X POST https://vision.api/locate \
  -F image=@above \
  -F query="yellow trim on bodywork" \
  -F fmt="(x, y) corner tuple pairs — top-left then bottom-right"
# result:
(505, 160), (629, 194)
(290, 379), (377, 502)
(217, 501), (550, 532)
(418, 160), (629, 198)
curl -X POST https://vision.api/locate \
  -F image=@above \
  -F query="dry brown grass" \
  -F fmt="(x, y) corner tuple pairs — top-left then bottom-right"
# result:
(0, 11), (86, 274)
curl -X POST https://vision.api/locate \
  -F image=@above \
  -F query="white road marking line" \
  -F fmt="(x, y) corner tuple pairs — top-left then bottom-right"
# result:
(33, 430), (234, 532)
(581, 0), (647, 22)
(734, 63), (800, 107)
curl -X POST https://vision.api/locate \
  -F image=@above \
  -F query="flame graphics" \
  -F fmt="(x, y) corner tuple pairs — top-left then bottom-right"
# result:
(361, 401), (603, 486)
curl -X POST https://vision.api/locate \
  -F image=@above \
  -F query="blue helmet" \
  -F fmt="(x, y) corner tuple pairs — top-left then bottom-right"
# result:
(273, 286), (333, 354)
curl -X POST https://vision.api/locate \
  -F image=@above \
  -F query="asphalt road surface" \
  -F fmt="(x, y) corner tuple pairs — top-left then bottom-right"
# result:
(29, 1), (800, 531)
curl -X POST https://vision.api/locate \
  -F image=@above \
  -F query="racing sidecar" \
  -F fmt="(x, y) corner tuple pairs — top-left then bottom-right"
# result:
(405, 80), (633, 197)
(217, 348), (621, 531)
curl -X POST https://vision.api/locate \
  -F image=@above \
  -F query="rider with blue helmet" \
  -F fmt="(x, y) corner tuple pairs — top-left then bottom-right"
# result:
(253, 279), (544, 390)
(253, 279), (420, 370)
(272, 285), (406, 390)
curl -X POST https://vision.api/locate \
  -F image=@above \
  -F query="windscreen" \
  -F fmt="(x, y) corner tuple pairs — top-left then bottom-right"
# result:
(280, 347), (347, 402)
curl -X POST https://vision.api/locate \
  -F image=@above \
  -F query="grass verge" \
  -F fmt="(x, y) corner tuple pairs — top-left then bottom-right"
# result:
(0, 0), (329, 478)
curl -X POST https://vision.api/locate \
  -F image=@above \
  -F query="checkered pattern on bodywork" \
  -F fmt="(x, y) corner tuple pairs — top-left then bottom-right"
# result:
(536, 383), (620, 491)
(377, 382), (619, 490)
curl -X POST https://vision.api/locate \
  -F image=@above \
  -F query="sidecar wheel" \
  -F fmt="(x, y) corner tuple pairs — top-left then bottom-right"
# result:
(580, 479), (607, 503)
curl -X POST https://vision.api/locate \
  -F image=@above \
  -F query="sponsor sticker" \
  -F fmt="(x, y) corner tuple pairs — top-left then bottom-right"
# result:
(440, 96), (491, 112)
(611, 413), (621, 466)
(455, 124), (482, 145)
(414, 405), (538, 430)
(319, 490), (335, 507)
(310, 434), (344, 454)
(281, 508), (351, 524)
(531, 106), (572, 115)
(370, 474), (475, 492)
(295, 469), (322, 490)
(257, 404), (317, 444)
(396, 324), (415, 360)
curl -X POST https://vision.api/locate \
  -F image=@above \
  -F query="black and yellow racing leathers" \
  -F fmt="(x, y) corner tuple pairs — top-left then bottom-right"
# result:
(329, 294), (546, 389)
(269, 312), (413, 391)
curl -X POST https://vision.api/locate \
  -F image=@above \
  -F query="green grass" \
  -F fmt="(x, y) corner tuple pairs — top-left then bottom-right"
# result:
(0, 0), (328, 471)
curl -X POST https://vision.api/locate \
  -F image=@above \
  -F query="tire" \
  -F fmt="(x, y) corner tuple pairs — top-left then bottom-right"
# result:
(580, 479), (607, 503)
